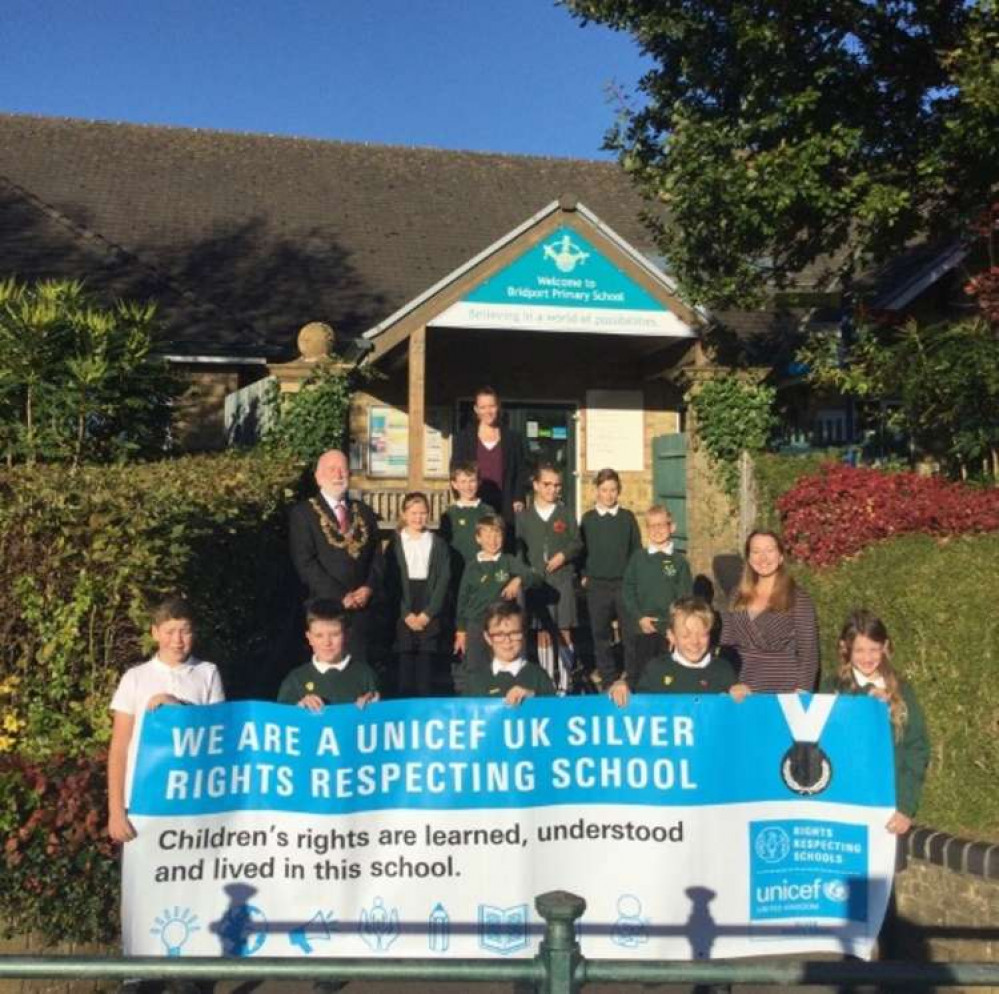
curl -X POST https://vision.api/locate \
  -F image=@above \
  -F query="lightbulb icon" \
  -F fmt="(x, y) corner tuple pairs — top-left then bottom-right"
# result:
(150, 907), (200, 956)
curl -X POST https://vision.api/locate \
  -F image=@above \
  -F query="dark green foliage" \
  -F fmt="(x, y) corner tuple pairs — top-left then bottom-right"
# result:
(0, 279), (181, 466)
(0, 451), (304, 759)
(799, 318), (999, 480)
(799, 533), (999, 841)
(263, 362), (353, 465)
(0, 451), (306, 944)
(689, 377), (776, 496)
(564, 0), (999, 307)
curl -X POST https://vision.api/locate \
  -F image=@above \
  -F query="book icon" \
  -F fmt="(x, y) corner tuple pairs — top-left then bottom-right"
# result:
(477, 903), (529, 955)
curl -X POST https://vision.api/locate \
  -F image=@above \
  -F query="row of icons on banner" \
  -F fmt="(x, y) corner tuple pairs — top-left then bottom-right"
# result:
(151, 895), (653, 957)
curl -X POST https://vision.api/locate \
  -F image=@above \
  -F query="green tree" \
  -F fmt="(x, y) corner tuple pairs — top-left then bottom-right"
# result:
(565, 0), (999, 308)
(0, 279), (179, 466)
(798, 317), (999, 479)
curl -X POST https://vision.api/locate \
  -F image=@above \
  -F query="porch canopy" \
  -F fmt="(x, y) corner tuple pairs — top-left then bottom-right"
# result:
(361, 195), (703, 488)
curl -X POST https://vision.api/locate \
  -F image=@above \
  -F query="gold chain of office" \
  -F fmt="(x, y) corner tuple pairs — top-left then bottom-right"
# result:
(310, 498), (370, 559)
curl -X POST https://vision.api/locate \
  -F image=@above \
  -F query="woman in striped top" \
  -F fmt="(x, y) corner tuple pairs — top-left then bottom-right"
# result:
(721, 530), (819, 694)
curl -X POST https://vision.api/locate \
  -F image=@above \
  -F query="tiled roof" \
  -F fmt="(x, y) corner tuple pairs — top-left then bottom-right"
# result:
(0, 114), (661, 359)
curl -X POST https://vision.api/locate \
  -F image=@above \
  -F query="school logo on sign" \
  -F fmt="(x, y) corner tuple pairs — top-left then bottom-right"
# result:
(429, 225), (695, 339)
(542, 233), (590, 273)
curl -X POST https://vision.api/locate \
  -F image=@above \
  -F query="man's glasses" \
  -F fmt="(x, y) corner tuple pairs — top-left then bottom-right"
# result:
(487, 630), (524, 641)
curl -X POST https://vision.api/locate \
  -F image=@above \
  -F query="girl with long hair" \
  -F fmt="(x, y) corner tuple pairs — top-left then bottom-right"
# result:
(824, 609), (930, 834)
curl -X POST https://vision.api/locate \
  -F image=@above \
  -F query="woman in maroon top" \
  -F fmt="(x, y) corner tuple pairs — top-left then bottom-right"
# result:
(450, 386), (530, 523)
(721, 530), (819, 694)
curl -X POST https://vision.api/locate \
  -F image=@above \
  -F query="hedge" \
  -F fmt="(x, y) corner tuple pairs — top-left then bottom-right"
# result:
(0, 752), (116, 943)
(755, 456), (998, 839)
(801, 532), (999, 842)
(0, 451), (304, 759)
(0, 451), (307, 942)
(780, 464), (999, 566)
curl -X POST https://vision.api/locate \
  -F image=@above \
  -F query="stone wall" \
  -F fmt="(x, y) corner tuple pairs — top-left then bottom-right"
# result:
(684, 411), (741, 584)
(885, 827), (999, 993)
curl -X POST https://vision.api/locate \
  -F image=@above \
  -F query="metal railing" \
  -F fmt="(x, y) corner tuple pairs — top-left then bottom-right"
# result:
(1, 891), (997, 991)
(361, 488), (451, 527)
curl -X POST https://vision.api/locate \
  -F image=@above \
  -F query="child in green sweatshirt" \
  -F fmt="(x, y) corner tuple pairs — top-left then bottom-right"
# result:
(621, 505), (693, 687)
(580, 468), (642, 689)
(515, 463), (582, 695)
(454, 514), (537, 689)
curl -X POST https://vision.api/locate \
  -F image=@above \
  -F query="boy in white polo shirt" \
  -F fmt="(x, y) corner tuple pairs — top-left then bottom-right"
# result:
(107, 596), (224, 843)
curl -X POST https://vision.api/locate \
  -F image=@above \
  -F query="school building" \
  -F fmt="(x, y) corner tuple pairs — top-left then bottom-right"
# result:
(0, 113), (965, 575)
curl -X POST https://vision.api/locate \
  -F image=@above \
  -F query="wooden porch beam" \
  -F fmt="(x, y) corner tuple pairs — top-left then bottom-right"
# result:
(407, 324), (426, 489)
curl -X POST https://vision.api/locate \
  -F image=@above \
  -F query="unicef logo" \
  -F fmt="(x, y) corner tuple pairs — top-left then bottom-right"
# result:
(822, 879), (849, 903)
(754, 827), (791, 864)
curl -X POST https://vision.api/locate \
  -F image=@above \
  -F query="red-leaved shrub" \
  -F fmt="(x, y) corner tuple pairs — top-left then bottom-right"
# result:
(777, 465), (999, 566)
(0, 752), (118, 943)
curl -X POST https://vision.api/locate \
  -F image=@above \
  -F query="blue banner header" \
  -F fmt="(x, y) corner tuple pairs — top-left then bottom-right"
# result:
(130, 695), (895, 817)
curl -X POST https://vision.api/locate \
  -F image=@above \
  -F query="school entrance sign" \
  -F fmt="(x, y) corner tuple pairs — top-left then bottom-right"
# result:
(122, 695), (897, 960)
(430, 227), (694, 338)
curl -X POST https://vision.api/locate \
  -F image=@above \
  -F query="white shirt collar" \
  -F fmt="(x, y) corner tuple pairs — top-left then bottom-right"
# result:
(401, 529), (432, 546)
(534, 503), (556, 522)
(313, 654), (351, 674)
(477, 551), (502, 562)
(151, 654), (198, 671)
(672, 648), (711, 670)
(455, 499), (481, 508)
(852, 667), (886, 690)
(648, 541), (675, 555)
(595, 504), (620, 516)
(492, 657), (527, 677)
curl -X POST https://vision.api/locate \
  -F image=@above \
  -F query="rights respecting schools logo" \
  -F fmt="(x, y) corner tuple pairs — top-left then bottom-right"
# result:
(749, 820), (869, 923)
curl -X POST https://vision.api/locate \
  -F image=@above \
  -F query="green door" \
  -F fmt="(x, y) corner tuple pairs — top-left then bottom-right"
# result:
(652, 433), (688, 552)
(456, 400), (578, 511)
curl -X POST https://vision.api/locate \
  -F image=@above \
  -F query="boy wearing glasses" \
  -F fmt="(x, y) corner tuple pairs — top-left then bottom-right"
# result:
(461, 602), (555, 704)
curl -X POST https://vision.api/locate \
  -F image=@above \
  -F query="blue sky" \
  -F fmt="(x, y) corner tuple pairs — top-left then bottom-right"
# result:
(1, 0), (650, 159)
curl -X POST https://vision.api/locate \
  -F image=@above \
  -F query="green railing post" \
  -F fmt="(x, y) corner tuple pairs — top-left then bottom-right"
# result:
(535, 890), (587, 994)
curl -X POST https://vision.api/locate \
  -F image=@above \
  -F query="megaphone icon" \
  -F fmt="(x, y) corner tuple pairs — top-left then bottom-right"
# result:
(290, 911), (337, 954)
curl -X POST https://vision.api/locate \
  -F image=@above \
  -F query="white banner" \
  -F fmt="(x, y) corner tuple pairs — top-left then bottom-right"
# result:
(123, 695), (897, 960)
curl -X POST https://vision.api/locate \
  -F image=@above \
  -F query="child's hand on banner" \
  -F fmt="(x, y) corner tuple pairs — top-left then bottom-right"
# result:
(886, 811), (912, 834)
(609, 680), (631, 708)
(504, 686), (535, 706)
(108, 808), (136, 843)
